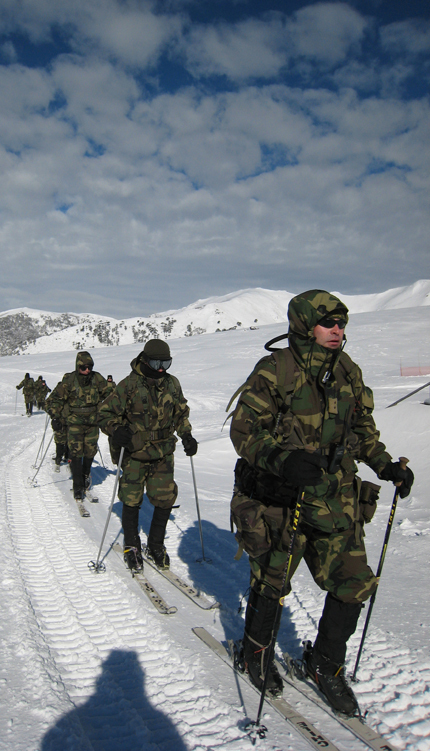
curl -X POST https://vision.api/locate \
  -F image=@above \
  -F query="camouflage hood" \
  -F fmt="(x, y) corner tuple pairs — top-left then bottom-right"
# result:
(75, 351), (94, 384)
(75, 351), (94, 371)
(288, 290), (349, 376)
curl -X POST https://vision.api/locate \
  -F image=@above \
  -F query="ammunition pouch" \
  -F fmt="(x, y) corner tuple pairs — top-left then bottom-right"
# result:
(359, 480), (381, 523)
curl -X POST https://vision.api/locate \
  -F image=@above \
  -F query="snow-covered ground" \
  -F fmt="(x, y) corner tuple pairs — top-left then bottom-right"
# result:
(0, 302), (429, 751)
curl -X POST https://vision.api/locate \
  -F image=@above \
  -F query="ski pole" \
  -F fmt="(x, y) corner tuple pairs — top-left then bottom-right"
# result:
(88, 447), (125, 573)
(190, 456), (211, 563)
(30, 434), (55, 485)
(97, 443), (106, 469)
(352, 457), (409, 681)
(250, 489), (304, 738)
(33, 413), (50, 468)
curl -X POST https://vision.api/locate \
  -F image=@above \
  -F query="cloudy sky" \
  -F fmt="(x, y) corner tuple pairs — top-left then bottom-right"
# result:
(0, 0), (429, 318)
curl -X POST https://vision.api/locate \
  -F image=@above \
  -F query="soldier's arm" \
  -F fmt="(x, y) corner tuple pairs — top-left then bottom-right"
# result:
(97, 382), (128, 436)
(171, 381), (192, 437)
(352, 382), (392, 473)
(230, 367), (286, 475)
(46, 381), (68, 419)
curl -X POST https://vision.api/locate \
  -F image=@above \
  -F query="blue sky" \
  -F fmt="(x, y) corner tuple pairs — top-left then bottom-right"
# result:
(0, 0), (429, 318)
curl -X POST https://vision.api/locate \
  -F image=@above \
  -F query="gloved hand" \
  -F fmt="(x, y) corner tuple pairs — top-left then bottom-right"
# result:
(182, 433), (198, 456)
(112, 424), (133, 449)
(51, 418), (63, 432)
(379, 461), (414, 499)
(281, 450), (327, 487)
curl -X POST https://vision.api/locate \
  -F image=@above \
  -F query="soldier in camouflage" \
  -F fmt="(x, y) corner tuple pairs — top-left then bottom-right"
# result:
(229, 289), (414, 714)
(47, 352), (109, 499)
(105, 375), (116, 395)
(16, 373), (35, 416)
(34, 376), (51, 410)
(98, 339), (197, 573)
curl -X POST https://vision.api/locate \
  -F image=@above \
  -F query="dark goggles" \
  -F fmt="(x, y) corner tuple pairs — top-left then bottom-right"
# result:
(318, 316), (347, 330)
(146, 357), (172, 371)
(79, 363), (93, 372)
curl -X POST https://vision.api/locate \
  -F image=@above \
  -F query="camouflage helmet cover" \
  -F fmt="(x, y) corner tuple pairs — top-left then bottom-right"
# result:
(288, 290), (349, 338)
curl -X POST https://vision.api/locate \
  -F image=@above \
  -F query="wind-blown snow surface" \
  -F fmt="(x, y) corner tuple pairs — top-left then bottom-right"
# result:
(1, 304), (430, 751)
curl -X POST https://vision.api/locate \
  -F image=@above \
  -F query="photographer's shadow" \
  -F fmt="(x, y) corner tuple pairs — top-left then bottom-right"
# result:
(41, 649), (188, 751)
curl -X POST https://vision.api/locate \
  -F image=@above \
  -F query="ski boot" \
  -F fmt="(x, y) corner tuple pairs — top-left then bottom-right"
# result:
(146, 544), (170, 570)
(243, 636), (283, 695)
(124, 546), (144, 573)
(303, 641), (359, 716)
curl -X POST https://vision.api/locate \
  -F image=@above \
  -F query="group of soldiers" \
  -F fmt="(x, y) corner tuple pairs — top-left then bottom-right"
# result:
(16, 374), (51, 415)
(15, 289), (414, 718)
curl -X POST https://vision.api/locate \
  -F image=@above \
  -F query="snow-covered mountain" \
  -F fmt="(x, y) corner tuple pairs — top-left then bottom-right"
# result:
(1, 280), (429, 356)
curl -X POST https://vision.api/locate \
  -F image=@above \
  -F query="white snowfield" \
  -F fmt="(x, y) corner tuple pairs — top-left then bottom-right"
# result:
(1, 293), (429, 751)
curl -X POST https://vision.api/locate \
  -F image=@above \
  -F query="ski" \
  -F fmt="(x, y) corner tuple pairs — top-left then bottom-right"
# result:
(112, 544), (177, 615)
(192, 627), (341, 751)
(75, 497), (90, 517)
(141, 546), (219, 610)
(70, 489), (90, 517)
(85, 490), (99, 503)
(282, 652), (398, 751)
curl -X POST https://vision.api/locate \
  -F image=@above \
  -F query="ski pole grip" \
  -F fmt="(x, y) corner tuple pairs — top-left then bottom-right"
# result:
(395, 456), (409, 486)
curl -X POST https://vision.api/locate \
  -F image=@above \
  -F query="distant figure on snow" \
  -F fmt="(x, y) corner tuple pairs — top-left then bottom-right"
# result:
(16, 373), (35, 416)
(47, 352), (109, 499)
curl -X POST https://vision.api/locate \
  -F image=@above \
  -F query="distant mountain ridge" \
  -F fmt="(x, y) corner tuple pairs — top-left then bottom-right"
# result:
(1, 280), (429, 357)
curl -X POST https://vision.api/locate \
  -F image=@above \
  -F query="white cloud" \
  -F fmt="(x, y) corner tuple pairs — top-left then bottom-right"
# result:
(286, 2), (368, 64)
(381, 20), (430, 55)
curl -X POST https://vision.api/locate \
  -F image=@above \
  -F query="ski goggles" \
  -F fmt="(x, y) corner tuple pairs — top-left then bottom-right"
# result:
(146, 358), (172, 371)
(79, 364), (93, 372)
(318, 316), (347, 330)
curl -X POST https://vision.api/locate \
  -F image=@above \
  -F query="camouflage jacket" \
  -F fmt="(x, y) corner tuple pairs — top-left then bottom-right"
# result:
(47, 352), (109, 427)
(98, 356), (192, 462)
(17, 377), (35, 398)
(230, 290), (392, 533)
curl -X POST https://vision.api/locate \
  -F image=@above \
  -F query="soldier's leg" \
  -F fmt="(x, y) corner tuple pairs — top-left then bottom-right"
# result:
(145, 454), (177, 569)
(82, 426), (99, 488)
(67, 425), (85, 499)
(242, 507), (307, 694)
(118, 456), (148, 571)
(303, 523), (376, 715)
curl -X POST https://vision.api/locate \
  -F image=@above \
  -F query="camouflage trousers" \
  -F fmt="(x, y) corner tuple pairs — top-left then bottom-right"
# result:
(119, 453), (178, 510)
(231, 492), (377, 605)
(67, 423), (99, 459)
(53, 425), (68, 445)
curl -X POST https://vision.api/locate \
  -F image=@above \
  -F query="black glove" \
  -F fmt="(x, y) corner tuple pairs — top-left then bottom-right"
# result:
(380, 461), (414, 499)
(51, 418), (63, 432)
(281, 450), (327, 487)
(182, 433), (198, 456)
(112, 424), (133, 449)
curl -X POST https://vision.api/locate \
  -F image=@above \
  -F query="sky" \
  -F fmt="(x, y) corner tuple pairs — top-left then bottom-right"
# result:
(0, 0), (429, 319)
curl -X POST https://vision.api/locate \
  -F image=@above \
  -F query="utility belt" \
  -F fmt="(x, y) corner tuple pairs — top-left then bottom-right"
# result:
(69, 406), (98, 414)
(135, 427), (174, 442)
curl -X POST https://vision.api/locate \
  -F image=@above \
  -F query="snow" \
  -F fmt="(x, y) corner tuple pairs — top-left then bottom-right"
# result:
(4, 279), (430, 356)
(0, 294), (429, 751)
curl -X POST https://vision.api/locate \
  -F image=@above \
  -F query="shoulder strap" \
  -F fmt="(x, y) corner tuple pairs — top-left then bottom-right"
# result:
(271, 348), (299, 407)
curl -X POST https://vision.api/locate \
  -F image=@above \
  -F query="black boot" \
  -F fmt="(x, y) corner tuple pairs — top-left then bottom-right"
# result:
(82, 456), (93, 489)
(147, 507), (171, 569)
(70, 457), (84, 500)
(305, 594), (362, 716)
(242, 589), (283, 695)
(122, 505), (143, 572)
(55, 443), (66, 466)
